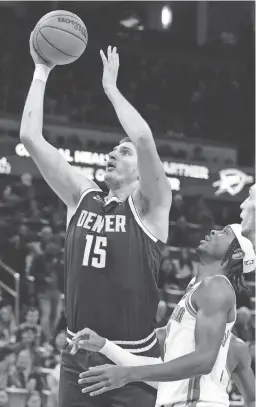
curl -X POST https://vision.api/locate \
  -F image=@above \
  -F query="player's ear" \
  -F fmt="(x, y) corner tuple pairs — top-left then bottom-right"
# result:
(231, 248), (244, 261)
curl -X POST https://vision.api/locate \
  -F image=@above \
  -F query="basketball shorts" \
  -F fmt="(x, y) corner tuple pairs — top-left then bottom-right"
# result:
(59, 341), (157, 407)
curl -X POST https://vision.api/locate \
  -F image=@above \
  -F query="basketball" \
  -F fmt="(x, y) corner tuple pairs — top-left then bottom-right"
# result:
(32, 10), (88, 65)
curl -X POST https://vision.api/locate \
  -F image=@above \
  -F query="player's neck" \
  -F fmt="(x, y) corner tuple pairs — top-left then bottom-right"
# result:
(107, 181), (138, 202)
(248, 231), (256, 252)
(195, 261), (225, 282)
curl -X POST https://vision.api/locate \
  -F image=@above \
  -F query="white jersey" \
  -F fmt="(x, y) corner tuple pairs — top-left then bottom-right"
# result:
(156, 276), (236, 407)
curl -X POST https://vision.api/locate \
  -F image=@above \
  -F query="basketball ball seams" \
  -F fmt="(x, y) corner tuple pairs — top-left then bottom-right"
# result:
(32, 10), (87, 65)
(41, 26), (87, 47)
(36, 14), (87, 43)
(39, 31), (80, 58)
(34, 29), (51, 63)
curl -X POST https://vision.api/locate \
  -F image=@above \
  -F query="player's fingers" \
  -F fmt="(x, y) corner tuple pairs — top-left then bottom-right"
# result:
(100, 50), (107, 66)
(90, 386), (110, 396)
(107, 45), (112, 60)
(72, 328), (91, 342)
(79, 375), (104, 385)
(79, 367), (104, 378)
(116, 53), (120, 69)
(81, 381), (107, 394)
(70, 343), (78, 355)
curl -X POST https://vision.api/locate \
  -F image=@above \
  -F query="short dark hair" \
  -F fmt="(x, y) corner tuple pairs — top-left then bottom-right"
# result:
(221, 238), (248, 292)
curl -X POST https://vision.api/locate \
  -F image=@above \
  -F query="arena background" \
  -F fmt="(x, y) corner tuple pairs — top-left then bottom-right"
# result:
(0, 2), (255, 407)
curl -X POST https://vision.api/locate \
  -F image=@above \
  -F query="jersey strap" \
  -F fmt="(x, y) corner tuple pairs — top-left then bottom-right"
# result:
(128, 195), (158, 242)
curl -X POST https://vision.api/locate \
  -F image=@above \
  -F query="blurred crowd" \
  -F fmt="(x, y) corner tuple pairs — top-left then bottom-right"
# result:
(0, 172), (254, 406)
(0, 4), (253, 164)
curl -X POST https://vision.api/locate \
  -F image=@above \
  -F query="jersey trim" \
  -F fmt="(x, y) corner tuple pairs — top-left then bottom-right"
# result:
(186, 375), (201, 406)
(128, 195), (158, 243)
(66, 328), (157, 354)
(75, 188), (102, 213)
(185, 295), (197, 318)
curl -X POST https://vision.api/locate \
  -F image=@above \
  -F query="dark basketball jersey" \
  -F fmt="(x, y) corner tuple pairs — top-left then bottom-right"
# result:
(64, 188), (165, 348)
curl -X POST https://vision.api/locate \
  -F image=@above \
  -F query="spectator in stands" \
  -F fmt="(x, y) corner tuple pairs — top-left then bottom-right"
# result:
(158, 257), (178, 293)
(0, 303), (16, 344)
(233, 307), (255, 344)
(187, 195), (214, 226)
(42, 330), (66, 369)
(17, 308), (44, 346)
(169, 216), (191, 247)
(31, 242), (63, 340)
(175, 248), (195, 290)
(26, 391), (42, 407)
(0, 346), (14, 406)
(7, 348), (41, 390)
(38, 226), (53, 253)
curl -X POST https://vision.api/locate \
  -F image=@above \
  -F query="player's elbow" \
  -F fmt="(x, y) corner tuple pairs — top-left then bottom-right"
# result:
(134, 127), (153, 144)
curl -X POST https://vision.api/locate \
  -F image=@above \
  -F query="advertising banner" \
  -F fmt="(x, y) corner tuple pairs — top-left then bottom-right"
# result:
(0, 143), (254, 203)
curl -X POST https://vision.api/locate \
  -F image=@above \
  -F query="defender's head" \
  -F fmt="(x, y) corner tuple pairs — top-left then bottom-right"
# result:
(240, 184), (256, 242)
(197, 224), (255, 291)
(104, 138), (139, 190)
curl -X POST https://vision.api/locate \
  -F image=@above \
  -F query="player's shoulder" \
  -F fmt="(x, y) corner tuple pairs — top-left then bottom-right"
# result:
(230, 334), (251, 370)
(199, 275), (234, 300)
(195, 275), (234, 311)
(230, 334), (249, 355)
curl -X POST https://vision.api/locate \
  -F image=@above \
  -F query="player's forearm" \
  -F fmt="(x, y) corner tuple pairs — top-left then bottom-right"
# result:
(20, 65), (50, 141)
(100, 339), (161, 389)
(104, 85), (153, 145)
(101, 339), (162, 367)
(127, 350), (213, 383)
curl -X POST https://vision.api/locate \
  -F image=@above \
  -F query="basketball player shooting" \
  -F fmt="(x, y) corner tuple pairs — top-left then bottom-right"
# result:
(20, 38), (172, 407)
(73, 224), (255, 407)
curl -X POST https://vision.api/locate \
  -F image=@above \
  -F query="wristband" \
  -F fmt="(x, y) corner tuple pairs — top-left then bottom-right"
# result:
(33, 64), (51, 84)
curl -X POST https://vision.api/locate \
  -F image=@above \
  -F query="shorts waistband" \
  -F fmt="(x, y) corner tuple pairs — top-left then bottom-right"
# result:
(66, 328), (157, 354)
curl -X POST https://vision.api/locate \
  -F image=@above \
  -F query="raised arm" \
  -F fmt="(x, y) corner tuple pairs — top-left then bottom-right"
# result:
(100, 47), (172, 210)
(20, 34), (98, 209)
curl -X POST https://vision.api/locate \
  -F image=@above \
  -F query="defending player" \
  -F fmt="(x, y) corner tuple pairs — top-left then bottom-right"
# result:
(20, 37), (172, 407)
(226, 334), (255, 407)
(74, 224), (255, 407)
(241, 184), (256, 251)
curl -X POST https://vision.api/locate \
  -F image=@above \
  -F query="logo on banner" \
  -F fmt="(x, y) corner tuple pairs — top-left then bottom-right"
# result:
(0, 157), (11, 174)
(213, 169), (253, 196)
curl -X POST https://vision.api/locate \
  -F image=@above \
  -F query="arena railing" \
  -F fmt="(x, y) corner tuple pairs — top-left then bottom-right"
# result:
(0, 259), (20, 325)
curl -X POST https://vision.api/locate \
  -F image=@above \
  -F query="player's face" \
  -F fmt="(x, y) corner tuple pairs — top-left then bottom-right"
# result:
(197, 226), (236, 261)
(240, 184), (255, 240)
(104, 142), (138, 189)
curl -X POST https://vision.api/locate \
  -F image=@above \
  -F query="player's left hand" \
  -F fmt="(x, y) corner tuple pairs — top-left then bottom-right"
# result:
(78, 364), (131, 396)
(100, 46), (119, 92)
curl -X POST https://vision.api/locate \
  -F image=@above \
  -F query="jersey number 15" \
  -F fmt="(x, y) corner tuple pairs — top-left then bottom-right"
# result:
(82, 235), (107, 268)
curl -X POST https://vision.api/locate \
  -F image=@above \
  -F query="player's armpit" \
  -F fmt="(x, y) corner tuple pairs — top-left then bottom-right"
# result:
(21, 135), (98, 208)
(194, 277), (234, 372)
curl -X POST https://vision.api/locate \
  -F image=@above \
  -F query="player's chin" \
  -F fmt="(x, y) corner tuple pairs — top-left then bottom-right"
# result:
(104, 171), (118, 186)
(196, 241), (208, 253)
